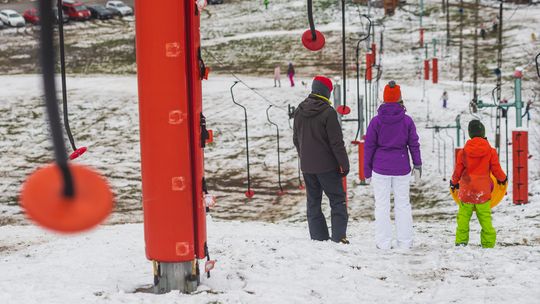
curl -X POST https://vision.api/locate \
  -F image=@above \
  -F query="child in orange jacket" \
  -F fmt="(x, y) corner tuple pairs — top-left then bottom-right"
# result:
(450, 120), (507, 248)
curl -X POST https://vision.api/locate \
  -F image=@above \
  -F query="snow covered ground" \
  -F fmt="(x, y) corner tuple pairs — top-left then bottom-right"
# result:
(0, 72), (539, 303)
(1, 216), (540, 304)
(1, 0), (539, 303)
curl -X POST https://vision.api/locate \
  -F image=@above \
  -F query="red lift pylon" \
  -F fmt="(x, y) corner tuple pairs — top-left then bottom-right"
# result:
(512, 131), (529, 205)
(135, 0), (210, 293)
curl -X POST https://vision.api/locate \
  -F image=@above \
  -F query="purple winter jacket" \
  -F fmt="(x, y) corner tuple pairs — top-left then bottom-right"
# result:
(364, 103), (422, 178)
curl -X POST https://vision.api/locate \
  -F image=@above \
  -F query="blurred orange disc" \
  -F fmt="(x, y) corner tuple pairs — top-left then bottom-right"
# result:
(20, 163), (113, 233)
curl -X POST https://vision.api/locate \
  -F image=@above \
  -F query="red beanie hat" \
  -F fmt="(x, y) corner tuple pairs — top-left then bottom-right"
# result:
(312, 76), (333, 99)
(383, 80), (402, 103)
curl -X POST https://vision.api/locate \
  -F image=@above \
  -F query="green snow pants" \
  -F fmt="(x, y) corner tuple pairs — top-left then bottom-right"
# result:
(455, 201), (496, 248)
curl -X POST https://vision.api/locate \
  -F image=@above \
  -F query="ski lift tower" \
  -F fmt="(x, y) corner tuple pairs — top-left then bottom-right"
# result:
(475, 68), (529, 205)
(135, 0), (212, 293)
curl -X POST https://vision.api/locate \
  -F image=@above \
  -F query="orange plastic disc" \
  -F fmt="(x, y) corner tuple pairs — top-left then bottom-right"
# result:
(20, 163), (113, 233)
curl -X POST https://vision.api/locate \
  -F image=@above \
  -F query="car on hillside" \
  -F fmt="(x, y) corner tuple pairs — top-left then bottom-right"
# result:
(62, 0), (91, 21)
(87, 4), (114, 20)
(0, 10), (26, 27)
(208, 0), (224, 4)
(23, 9), (39, 25)
(105, 1), (133, 16)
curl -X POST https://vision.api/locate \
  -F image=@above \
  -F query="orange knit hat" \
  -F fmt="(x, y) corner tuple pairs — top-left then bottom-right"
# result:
(383, 80), (402, 103)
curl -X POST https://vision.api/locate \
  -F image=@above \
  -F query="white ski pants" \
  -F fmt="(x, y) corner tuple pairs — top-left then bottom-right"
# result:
(372, 172), (413, 249)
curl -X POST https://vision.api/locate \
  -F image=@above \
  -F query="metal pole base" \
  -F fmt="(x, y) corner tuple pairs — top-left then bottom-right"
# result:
(153, 261), (199, 294)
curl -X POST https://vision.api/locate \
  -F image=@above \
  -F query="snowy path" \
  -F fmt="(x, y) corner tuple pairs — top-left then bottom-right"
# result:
(1, 218), (539, 304)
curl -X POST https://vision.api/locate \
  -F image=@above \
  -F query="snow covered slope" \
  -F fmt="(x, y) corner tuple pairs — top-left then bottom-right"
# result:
(0, 72), (539, 303)
(0, 0), (539, 303)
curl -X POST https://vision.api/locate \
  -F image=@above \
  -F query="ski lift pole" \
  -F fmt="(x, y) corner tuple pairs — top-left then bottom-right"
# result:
(38, 0), (74, 198)
(19, 0), (113, 234)
(56, 0), (71, 150)
(435, 130), (441, 174)
(438, 131), (447, 180)
(266, 105), (285, 196)
(336, 0), (351, 115)
(536, 52), (540, 78)
(56, 0), (86, 160)
(302, 0), (325, 50)
(431, 128), (435, 153)
(230, 81), (254, 198)
(354, 14), (372, 139)
(444, 129), (455, 168)
(288, 105), (304, 190)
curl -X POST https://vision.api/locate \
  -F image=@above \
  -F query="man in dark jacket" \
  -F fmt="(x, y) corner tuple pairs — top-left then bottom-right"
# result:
(293, 76), (350, 243)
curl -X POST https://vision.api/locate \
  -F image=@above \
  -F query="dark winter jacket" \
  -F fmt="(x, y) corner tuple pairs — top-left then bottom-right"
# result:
(287, 64), (295, 76)
(364, 103), (422, 178)
(293, 94), (349, 174)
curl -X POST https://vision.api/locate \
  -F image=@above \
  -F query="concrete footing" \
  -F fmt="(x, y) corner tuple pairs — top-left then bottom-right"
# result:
(153, 261), (199, 294)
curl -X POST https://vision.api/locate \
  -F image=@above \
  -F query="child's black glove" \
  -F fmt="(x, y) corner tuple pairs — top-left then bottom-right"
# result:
(497, 178), (508, 186)
(450, 181), (459, 191)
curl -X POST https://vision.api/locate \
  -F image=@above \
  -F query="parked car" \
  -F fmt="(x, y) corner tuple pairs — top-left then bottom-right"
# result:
(87, 4), (114, 20)
(208, 0), (224, 4)
(0, 10), (26, 27)
(105, 1), (133, 16)
(62, 0), (91, 21)
(53, 8), (70, 24)
(23, 9), (39, 25)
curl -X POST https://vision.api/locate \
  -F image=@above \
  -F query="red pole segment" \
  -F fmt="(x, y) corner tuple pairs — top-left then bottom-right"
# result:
(135, 0), (207, 262)
(419, 28), (424, 48)
(366, 53), (373, 81)
(432, 57), (438, 84)
(424, 59), (430, 80)
(512, 131), (529, 205)
(371, 43), (377, 64)
(358, 140), (365, 181)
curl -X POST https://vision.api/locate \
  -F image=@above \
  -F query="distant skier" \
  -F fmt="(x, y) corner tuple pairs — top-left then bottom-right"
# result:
(441, 91), (448, 108)
(523, 100), (532, 125)
(287, 62), (295, 87)
(480, 23), (487, 40)
(450, 120), (507, 248)
(364, 81), (422, 250)
(500, 98), (508, 118)
(492, 17), (498, 33)
(273, 65), (281, 87)
(293, 76), (350, 244)
(264, 0), (269, 9)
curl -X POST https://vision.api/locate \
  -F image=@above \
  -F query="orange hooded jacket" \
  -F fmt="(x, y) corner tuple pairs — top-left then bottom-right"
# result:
(451, 137), (506, 204)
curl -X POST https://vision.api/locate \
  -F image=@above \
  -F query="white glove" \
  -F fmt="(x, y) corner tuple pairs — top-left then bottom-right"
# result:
(364, 178), (371, 185)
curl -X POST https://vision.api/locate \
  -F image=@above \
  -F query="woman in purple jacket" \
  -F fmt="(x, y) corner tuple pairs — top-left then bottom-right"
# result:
(364, 81), (422, 250)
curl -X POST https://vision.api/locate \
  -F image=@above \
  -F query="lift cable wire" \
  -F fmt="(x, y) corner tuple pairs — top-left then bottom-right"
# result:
(307, 0), (317, 41)
(203, 49), (287, 112)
